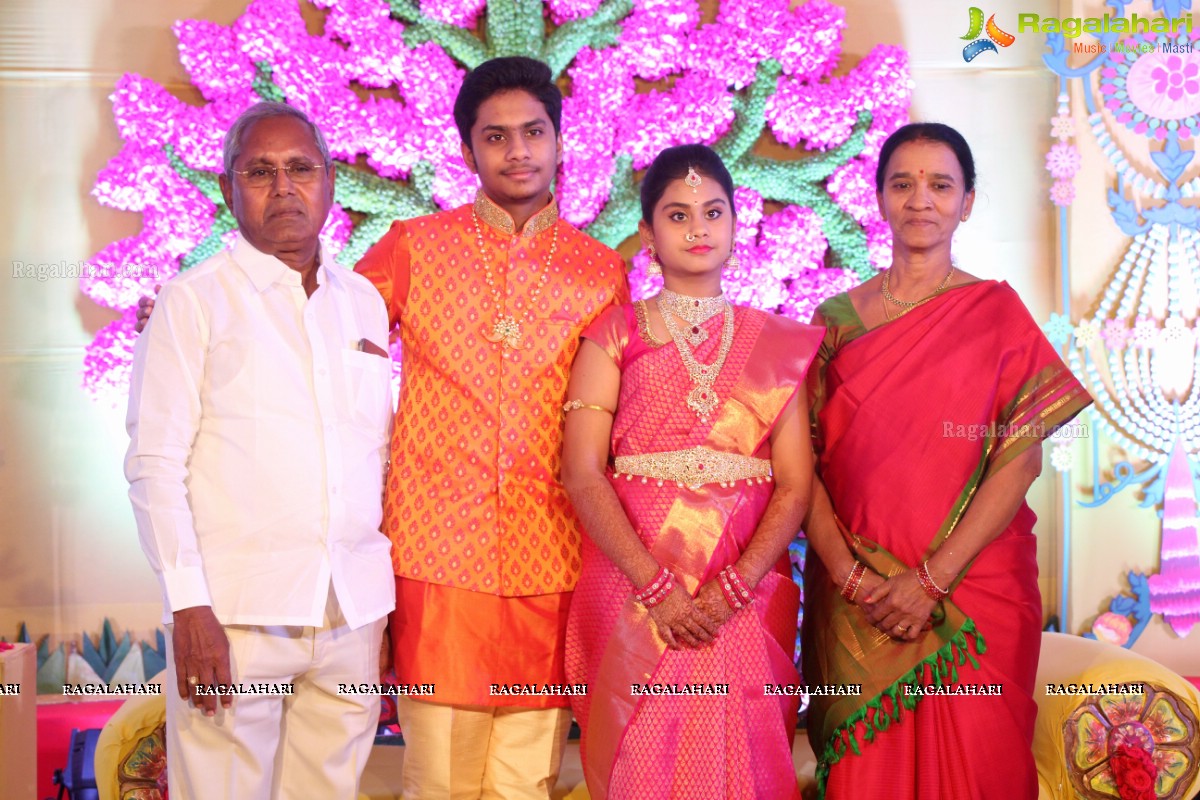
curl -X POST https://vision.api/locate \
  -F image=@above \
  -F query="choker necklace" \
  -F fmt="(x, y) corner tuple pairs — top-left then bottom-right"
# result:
(659, 289), (726, 345)
(658, 296), (735, 422)
(472, 211), (557, 351)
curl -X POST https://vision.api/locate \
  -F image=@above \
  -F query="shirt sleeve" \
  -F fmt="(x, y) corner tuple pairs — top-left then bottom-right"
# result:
(354, 219), (413, 329)
(609, 251), (632, 305)
(124, 281), (212, 613)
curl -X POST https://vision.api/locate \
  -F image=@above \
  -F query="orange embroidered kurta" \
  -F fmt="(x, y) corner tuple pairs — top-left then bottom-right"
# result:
(356, 193), (628, 706)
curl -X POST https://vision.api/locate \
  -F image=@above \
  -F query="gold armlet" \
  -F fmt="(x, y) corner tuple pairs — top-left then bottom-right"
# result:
(562, 399), (614, 416)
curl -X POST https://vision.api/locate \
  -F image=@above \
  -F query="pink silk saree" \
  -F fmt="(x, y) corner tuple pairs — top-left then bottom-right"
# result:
(802, 281), (1092, 799)
(564, 302), (823, 800)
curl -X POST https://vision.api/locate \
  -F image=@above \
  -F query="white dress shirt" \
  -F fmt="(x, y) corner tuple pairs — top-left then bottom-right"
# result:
(126, 235), (395, 630)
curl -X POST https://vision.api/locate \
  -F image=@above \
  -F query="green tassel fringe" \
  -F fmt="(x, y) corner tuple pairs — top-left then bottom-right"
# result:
(813, 618), (986, 799)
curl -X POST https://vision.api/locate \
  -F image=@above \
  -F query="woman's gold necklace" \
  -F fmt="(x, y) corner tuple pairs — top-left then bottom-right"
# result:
(881, 267), (955, 321)
(657, 295), (735, 422)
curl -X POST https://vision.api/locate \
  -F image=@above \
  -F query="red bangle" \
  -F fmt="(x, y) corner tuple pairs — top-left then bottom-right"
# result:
(840, 561), (867, 602)
(634, 567), (675, 608)
(719, 565), (754, 609)
(915, 561), (950, 600)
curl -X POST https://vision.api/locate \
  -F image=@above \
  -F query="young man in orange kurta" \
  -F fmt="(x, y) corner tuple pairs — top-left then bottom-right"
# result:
(355, 57), (628, 799)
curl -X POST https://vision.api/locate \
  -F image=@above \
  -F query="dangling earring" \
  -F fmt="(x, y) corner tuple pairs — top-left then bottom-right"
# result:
(647, 246), (662, 276)
(724, 250), (741, 271)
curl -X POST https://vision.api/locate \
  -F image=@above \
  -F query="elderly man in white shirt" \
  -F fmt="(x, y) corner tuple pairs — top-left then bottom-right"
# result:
(125, 102), (395, 800)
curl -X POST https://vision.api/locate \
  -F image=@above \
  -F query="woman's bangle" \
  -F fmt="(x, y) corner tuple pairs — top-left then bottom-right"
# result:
(718, 565), (754, 610)
(634, 567), (675, 608)
(562, 399), (613, 416)
(915, 561), (950, 600)
(840, 561), (867, 603)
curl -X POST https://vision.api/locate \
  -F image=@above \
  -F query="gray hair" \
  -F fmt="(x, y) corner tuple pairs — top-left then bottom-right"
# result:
(222, 102), (332, 176)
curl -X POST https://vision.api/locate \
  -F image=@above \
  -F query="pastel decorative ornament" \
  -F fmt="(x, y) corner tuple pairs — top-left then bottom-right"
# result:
(1043, 21), (1200, 643)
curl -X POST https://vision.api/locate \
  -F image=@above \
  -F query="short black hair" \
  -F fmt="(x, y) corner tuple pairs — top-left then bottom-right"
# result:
(875, 122), (976, 193)
(454, 57), (563, 149)
(640, 144), (736, 223)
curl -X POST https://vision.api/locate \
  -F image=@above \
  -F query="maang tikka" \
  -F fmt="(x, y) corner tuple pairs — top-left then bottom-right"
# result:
(685, 167), (702, 193)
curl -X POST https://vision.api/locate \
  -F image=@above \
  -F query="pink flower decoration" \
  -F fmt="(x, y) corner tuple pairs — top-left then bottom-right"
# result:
(1050, 179), (1076, 207)
(1051, 113), (1075, 140)
(1131, 315), (1159, 348)
(828, 158), (881, 224)
(84, 0), (910, 398)
(1046, 142), (1081, 180)
(1101, 318), (1130, 350)
(1151, 54), (1200, 101)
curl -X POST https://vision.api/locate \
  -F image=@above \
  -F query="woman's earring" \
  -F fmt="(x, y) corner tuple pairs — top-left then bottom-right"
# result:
(724, 250), (741, 271)
(647, 246), (662, 276)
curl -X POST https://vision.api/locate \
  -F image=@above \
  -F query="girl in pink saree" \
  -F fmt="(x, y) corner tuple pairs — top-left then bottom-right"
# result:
(561, 145), (823, 799)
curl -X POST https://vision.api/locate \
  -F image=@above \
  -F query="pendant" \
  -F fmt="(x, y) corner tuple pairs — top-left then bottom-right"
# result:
(484, 315), (525, 350)
(686, 384), (719, 420)
(683, 325), (708, 346)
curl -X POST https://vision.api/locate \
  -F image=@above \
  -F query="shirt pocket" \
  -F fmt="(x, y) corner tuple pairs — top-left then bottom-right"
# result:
(342, 349), (393, 439)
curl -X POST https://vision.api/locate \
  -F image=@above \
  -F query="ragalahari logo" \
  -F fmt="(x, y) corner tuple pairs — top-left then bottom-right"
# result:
(961, 7), (1016, 61)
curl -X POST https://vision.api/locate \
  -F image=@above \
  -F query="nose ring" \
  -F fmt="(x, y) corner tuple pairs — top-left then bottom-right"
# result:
(685, 233), (697, 242)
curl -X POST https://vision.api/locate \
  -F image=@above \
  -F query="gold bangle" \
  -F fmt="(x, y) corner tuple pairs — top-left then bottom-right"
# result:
(563, 399), (613, 416)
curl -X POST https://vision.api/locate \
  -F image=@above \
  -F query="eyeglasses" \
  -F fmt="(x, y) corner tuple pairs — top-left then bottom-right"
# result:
(230, 162), (326, 188)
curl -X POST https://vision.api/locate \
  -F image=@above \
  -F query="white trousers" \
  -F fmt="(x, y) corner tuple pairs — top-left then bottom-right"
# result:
(396, 697), (572, 800)
(165, 592), (386, 800)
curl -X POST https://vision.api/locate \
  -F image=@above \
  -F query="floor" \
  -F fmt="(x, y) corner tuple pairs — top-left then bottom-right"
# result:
(34, 701), (820, 800)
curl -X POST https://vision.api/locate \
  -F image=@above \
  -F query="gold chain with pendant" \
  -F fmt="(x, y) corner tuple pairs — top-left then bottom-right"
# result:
(473, 211), (557, 351)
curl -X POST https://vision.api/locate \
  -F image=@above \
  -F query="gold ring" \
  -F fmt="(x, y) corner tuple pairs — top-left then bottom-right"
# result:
(187, 675), (199, 686)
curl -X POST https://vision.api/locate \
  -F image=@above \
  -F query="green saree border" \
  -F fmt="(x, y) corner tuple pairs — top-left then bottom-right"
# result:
(814, 617), (987, 797)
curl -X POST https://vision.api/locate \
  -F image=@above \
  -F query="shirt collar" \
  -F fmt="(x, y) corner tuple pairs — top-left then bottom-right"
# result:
(472, 192), (559, 239)
(231, 233), (331, 293)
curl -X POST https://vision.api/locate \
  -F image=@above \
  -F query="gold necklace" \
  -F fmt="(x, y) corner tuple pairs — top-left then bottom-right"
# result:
(658, 296), (735, 422)
(881, 266), (954, 309)
(659, 289), (726, 345)
(472, 211), (557, 351)
(881, 268), (955, 321)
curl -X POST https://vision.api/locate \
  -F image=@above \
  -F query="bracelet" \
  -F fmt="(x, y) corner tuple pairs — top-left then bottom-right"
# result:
(563, 399), (613, 416)
(718, 565), (754, 610)
(840, 561), (867, 603)
(634, 567), (675, 608)
(915, 561), (950, 600)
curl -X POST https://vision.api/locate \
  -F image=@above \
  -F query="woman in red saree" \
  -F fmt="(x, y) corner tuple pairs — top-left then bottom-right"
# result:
(801, 123), (1092, 799)
(562, 144), (823, 799)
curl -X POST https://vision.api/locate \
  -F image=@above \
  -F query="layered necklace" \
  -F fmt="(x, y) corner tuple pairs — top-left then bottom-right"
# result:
(472, 210), (557, 351)
(880, 265), (955, 321)
(657, 292), (735, 422)
(658, 288), (726, 345)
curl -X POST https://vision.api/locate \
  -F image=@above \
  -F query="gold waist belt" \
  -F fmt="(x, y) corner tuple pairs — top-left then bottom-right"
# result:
(612, 447), (773, 489)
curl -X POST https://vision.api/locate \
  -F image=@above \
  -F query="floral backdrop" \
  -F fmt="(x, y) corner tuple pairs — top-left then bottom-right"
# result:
(82, 0), (911, 404)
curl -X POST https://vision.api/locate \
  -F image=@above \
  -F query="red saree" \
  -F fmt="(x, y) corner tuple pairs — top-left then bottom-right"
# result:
(565, 302), (823, 800)
(802, 281), (1091, 799)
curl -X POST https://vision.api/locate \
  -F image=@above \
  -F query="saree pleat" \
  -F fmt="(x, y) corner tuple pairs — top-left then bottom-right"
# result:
(802, 282), (1092, 800)
(565, 303), (823, 799)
